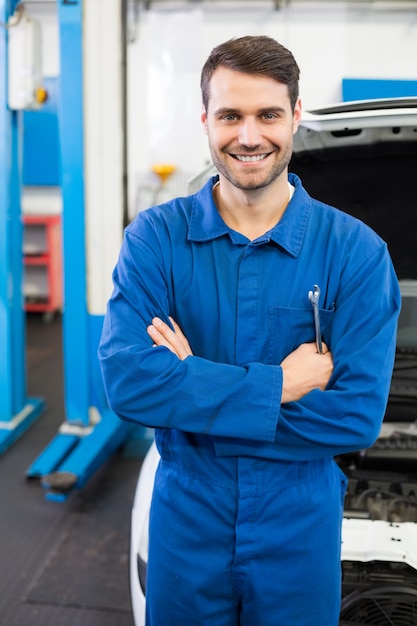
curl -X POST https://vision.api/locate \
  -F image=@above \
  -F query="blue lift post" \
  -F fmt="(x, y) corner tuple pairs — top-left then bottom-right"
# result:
(0, 0), (45, 455)
(26, 0), (131, 501)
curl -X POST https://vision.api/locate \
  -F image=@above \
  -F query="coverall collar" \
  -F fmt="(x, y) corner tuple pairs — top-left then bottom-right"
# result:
(188, 173), (311, 257)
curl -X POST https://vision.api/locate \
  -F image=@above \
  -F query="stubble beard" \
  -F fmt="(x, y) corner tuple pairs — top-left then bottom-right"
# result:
(209, 141), (293, 192)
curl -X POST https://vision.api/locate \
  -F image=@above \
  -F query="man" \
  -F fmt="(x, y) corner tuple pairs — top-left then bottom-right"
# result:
(99, 36), (400, 625)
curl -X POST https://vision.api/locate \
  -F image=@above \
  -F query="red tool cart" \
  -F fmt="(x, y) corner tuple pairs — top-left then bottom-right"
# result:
(23, 214), (62, 319)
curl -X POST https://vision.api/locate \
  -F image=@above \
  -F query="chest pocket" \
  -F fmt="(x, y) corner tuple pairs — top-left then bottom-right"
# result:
(268, 305), (335, 364)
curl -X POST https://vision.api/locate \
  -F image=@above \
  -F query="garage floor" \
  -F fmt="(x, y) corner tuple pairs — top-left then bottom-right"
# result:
(0, 313), (142, 626)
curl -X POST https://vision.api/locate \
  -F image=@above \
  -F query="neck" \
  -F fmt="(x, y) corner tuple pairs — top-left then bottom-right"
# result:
(213, 174), (291, 241)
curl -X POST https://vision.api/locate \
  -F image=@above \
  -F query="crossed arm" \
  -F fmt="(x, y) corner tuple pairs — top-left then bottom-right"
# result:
(147, 316), (334, 404)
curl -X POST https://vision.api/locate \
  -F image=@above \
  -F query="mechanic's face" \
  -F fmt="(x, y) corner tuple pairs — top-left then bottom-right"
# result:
(201, 67), (301, 191)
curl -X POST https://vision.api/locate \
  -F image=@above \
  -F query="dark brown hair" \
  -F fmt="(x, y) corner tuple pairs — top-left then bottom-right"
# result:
(200, 35), (300, 112)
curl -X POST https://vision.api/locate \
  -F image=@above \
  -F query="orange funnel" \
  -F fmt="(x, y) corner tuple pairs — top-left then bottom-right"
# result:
(151, 164), (176, 185)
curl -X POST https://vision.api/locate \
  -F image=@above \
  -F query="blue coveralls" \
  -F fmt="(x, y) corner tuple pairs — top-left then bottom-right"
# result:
(99, 174), (401, 625)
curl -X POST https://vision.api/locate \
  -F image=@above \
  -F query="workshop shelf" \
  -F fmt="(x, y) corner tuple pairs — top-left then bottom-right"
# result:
(23, 214), (63, 316)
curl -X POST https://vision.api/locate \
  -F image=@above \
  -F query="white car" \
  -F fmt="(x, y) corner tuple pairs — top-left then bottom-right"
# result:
(130, 97), (417, 626)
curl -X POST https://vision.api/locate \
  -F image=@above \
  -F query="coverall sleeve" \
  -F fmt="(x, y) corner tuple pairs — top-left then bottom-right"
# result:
(215, 241), (401, 460)
(98, 228), (282, 444)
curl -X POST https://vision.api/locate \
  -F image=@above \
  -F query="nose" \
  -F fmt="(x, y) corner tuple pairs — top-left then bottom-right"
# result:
(238, 117), (262, 147)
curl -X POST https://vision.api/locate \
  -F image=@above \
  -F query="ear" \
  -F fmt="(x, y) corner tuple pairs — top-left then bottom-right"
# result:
(201, 104), (208, 136)
(292, 98), (302, 134)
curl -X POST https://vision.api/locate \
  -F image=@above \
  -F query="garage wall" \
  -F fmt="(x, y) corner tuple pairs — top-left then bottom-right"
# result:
(23, 2), (417, 215)
(127, 2), (417, 212)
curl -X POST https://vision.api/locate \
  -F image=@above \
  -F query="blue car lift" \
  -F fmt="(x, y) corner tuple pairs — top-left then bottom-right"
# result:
(0, 0), (45, 455)
(25, 0), (131, 501)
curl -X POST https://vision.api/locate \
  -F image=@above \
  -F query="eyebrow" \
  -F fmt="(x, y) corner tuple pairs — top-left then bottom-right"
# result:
(213, 106), (288, 117)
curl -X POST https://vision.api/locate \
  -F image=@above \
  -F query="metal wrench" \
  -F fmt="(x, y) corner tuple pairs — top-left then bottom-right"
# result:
(308, 284), (323, 354)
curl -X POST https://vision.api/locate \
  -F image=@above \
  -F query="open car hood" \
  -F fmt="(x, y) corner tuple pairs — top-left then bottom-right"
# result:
(292, 97), (417, 421)
(294, 97), (417, 151)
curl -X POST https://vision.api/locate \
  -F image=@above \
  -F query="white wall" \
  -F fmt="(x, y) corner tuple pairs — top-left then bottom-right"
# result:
(127, 2), (417, 213)
(21, 1), (417, 216)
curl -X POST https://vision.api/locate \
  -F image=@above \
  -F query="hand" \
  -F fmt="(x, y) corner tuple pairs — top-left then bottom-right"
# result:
(147, 316), (193, 360)
(280, 342), (333, 404)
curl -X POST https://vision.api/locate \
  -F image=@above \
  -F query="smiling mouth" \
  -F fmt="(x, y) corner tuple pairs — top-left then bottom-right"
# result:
(233, 153), (270, 162)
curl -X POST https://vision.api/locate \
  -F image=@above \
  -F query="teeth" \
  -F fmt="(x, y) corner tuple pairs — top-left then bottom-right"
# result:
(235, 154), (267, 162)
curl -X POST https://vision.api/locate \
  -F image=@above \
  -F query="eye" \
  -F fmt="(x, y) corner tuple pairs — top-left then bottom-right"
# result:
(223, 114), (238, 122)
(262, 112), (278, 120)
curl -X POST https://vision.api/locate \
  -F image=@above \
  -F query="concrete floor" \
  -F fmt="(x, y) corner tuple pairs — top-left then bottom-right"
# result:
(0, 313), (142, 626)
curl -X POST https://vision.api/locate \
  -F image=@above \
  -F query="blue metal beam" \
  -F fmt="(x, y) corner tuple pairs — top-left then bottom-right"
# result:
(57, 0), (90, 426)
(0, 0), (44, 452)
(26, 0), (131, 498)
(0, 0), (15, 420)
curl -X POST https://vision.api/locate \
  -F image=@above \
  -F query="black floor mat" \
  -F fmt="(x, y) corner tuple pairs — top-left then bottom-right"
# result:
(0, 313), (142, 626)
(24, 453), (140, 614)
